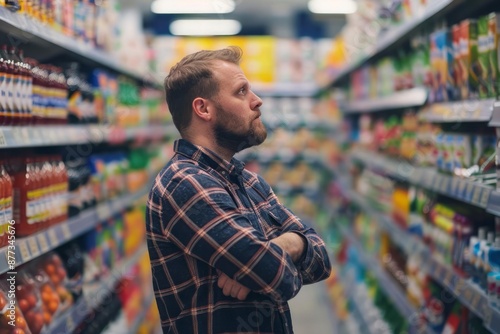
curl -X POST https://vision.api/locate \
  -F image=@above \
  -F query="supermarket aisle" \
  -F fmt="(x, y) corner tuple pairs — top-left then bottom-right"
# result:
(289, 282), (337, 334)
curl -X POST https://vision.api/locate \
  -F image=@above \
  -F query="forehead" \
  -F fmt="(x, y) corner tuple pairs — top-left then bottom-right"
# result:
(212, 60), (247, 86)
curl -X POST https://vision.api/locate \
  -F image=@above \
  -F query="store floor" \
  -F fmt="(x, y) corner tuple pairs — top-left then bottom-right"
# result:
(289, 282), (337, 334)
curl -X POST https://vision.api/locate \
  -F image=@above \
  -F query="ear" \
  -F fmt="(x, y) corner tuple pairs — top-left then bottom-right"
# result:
(192, 97), (213, 122)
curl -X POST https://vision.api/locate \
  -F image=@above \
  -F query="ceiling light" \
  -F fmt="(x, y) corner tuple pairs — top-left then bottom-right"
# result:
(169, 19), (242, 36)
(151, 0), (235, 14)
(308, 0), (357, 14)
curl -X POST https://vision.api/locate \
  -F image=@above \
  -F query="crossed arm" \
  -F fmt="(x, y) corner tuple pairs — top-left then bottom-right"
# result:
(159, 171), (331, 302)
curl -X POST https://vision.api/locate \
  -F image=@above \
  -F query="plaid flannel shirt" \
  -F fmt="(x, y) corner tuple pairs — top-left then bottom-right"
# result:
(146, 139), (331, 334)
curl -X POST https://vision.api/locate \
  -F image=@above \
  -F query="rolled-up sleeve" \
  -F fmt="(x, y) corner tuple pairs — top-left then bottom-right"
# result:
(156, 169), (303, 302)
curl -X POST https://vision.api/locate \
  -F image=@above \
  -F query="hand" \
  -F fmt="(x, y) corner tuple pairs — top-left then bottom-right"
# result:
(217, 271), (250, 301)
(271, 232), (305, 264)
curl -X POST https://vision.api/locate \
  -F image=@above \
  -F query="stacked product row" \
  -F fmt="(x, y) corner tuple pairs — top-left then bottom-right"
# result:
(0, 46), (167, 126)
(350, 12), (500, 102)
(0, 202), (151, 334)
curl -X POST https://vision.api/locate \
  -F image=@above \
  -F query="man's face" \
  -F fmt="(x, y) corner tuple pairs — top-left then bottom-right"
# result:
(211, 61), (267, 153)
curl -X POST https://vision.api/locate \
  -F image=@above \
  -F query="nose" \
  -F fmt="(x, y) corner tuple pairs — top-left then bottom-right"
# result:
(250, 90), (263, 110)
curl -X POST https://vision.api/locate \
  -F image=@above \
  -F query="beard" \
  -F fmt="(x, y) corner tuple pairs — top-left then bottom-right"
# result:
(213, 104), (267, 154)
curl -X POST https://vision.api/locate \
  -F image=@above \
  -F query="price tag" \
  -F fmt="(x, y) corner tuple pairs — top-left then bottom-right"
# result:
(0, 130), (7, 147)
(97, 204), (111, 221)
(440, 177), (450, 194)
(465, 182), (475, 202)
(61, 224), (72, 240)
(458, 181), (467, 200)
(480, 188), (491, 208)
(18, 241), (30, 262)
(48, 229), (58, 246)
(472, 186), (482, 206)
(451, 178), (460, 195)
(28, 237), (40, 258)
(38, 234), (50, 253)
(66, 314), (75, 331)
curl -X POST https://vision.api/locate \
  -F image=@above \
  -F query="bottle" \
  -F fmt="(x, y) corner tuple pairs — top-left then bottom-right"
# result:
(18, 50), (32, 124)
(9, 46), (22, 124)
(54, 67), (68, 124)
(30, 59), (42, 124)
(66, 63), (83, 124)
(1, 45), (14, 125)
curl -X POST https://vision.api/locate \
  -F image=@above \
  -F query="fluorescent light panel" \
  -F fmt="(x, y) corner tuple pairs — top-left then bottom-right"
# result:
(151, 0), (235, 14)
(170, 19), (241, 36)
(308, 0), (357, 14)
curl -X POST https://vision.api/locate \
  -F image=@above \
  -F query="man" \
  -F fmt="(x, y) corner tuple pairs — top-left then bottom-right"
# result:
(146, 46), (331, 334)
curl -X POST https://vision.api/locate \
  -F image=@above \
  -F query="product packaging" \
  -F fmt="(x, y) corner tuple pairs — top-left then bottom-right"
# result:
(459, 19), (479, 100)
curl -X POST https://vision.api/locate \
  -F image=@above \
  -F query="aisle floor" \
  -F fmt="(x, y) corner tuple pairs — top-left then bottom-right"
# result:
(289, 282), (337, 334)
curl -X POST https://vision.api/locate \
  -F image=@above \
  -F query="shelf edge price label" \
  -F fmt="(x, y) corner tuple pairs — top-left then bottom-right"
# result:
(434, 176), (444, 193)
(458, 181), (467, 200)
(451, 178), (460, 196)
(18, 240), (31, 263)
(97, 204), (111, 221)
(480, 188), (492, 208)
(61, 224), (72, 240)
(38, 234), (50, 253)
(28, 237), (41, 258)
(472, 186), (483, 206)
(48, 229), (59, 247)
(465, 182), (475, 202)
(0, 129), (7, 147)
(440, 177), (450, 194)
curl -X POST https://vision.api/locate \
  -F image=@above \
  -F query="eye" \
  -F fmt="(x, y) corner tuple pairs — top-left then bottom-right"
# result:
(238, 86), (247, 95)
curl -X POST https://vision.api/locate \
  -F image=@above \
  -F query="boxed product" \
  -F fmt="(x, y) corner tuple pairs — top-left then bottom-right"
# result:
(429, 29), (450, 103)
(459, 19), (479, 100)
(478, 15), (490, 99)
(489, 13), (500, 98)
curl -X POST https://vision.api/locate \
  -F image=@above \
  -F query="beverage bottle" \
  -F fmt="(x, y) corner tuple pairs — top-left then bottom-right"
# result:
(46, 65), (56, 124)
(9, 46), (23, 125)
(30, 59), (42, 124)
(18, 49), (32, 124)
(66, 63), (83, 124)
(54, 67), (68, 124)
(38, 64), (50, 124)
(1, 45), (14, 125)
(11, 157), (39, 236)
(54, 156), (68, 224)
(2, 164), (13, 248)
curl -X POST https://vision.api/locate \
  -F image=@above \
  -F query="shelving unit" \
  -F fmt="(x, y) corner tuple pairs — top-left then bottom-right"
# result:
(419, 99), (496, 123)
(336, 224), (420, 323)
(45, 245), (148, 334)
(350, 149), (495, 211)
(253, 82), (319, 98)
(0, 7), (156, 85)
(342, 88), (428, 114)
(344, 189), (500, 334)
(0, 178), (153, 275)
(0, 125), (176, 149)
(325, 0), (465, 88)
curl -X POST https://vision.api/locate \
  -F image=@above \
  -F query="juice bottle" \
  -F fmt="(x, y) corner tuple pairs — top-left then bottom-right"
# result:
(3, 164), (13, 232)
(12, 157), (40, 237)
(38, 157), (51, 229)
(53, 156), (68, 225)
(9, 46), (23, 125)
(18, 49), (32, 124)
(1, 45), (14, 125)
(30, 58), (42, 124)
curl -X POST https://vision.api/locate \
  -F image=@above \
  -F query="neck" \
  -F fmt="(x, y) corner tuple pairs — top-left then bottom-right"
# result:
(182, 133), (235, 162)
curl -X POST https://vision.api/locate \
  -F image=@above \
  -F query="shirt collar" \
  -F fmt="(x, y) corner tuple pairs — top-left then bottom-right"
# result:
(174, 139), (245, 177)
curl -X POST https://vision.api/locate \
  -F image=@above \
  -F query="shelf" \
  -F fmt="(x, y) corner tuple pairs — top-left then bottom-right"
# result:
(342, 88), (428, 114)
(45, 245), (147, 334)
(419, 99), (495, 123)
(0, 7), (156, 85)
(336, 224), (419, 322)
(128, 293), (155, 334)
(0, 124), (177, 149)
(346, 190), (500, 334)
(252, 83), (319, 97)
(326, 0), (457, 87)
(0, 181), (152, 275)
(350, 150), (494, 210)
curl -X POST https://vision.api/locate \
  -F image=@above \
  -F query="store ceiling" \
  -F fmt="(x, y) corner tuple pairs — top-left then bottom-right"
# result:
(121, 0), (347, 38)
